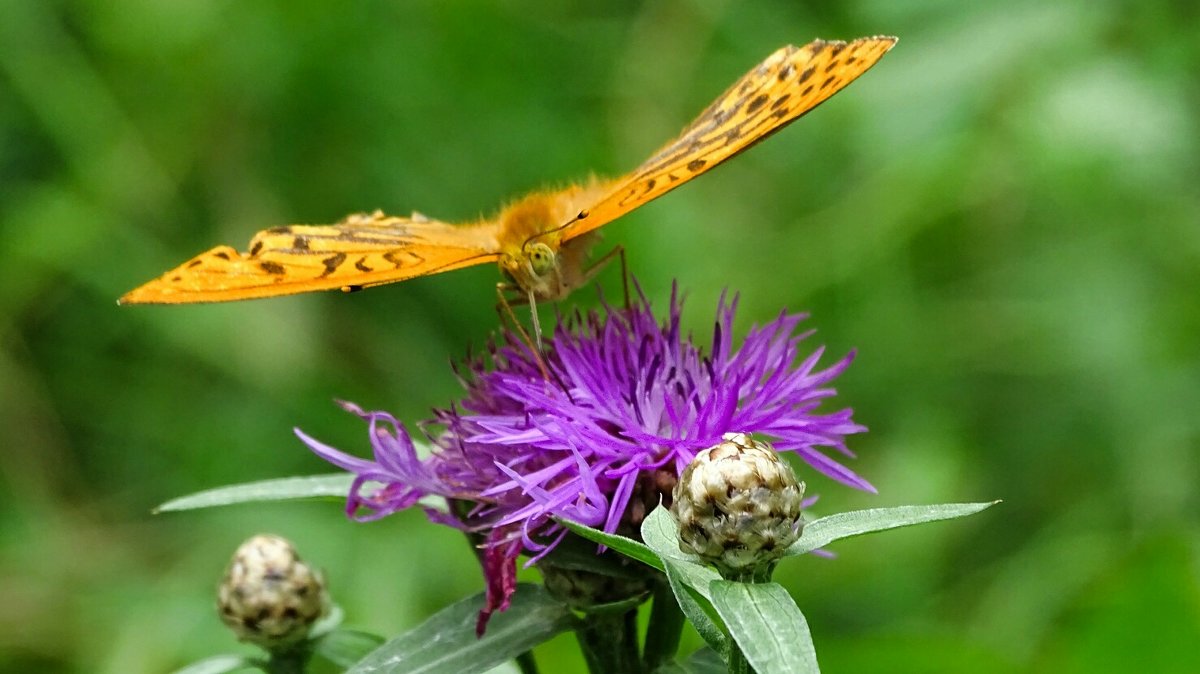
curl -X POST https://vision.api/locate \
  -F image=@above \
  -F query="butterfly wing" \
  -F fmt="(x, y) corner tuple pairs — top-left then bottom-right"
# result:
(120, 211), (502, 304)
(562, 36), (897, 239)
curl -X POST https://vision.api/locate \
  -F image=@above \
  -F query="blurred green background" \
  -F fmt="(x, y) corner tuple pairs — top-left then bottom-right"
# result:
(2, 0), (1198, 672)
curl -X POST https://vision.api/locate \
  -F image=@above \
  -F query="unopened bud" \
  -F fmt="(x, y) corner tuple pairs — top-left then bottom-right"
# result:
(539, 560), (653, 613)
(217, 534), (329, 649)
(671, 433), (805, 576)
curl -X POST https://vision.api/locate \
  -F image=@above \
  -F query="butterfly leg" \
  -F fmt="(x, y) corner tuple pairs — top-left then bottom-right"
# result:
(576, 244), (631, 310)
(495, 282), (551, 381)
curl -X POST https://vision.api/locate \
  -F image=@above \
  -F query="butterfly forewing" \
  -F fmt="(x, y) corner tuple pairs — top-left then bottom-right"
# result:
(563, 36), (897, 239)
(119, 212), (501, 304)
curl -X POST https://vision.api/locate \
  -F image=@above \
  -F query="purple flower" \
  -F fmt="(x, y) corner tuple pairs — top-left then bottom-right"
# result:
(296, 285), (868, 626)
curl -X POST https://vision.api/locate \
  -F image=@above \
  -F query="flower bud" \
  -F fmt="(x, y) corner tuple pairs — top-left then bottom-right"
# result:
(537, 533), (654, 613)
(539, 559), (654, 613)
(671, 433), (805, 576)
(217, 534), (329, 649)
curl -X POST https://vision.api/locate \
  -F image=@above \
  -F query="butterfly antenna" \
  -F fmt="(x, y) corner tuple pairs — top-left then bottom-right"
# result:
(523, 209), (590, 249)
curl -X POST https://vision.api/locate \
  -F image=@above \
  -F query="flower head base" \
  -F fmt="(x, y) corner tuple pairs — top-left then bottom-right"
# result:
(297, 285), (867, 621)
(672, 432), (805, 576)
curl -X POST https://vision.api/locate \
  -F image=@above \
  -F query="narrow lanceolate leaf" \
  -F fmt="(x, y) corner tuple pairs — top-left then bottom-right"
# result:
(315, 629), (387, 667)
(651, 646), (727, 674)
(171, 654), (257, 674)
(786, 501), (1000, 556)
(679, 646), (732, 674)
(710, 581), (820, 674)
(155, 474), (355, 512)
(556, 517), (664, 571)
(348, 585), (576, 674)
(641, 507), (727, 651)
(661, 558), (727, 652)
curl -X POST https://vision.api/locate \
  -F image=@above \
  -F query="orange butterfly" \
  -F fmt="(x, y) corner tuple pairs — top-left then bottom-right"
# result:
(120, 36), (896, 307)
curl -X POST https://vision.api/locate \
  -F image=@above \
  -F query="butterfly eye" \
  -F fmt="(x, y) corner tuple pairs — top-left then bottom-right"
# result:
(526, 242), (555, 277)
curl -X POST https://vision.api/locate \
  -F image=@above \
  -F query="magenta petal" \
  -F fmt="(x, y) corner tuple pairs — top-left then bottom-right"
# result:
(476, 529), (521, 636)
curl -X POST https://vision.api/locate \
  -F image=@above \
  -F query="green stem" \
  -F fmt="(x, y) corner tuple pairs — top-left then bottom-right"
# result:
(575, 608), (642, 674)
(263, 645), (309, 674)
(515, 650), (540, 674)
(642, 579), (684, 670)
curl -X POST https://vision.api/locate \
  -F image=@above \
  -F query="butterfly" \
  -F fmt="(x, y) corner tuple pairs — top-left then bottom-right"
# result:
(120, 36), (897, 308)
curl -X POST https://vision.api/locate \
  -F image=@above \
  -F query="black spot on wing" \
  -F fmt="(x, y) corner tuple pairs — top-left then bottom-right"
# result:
(260, 261), (286, 275)
(249, 241), (263, 257)
(686, 159), (707, 172)
(745, 93), (769, 114)
(320, 252), (347, 277)
(214, 251), (230, 260)
(354, 257), (373, 272)
(293, 236), (309, 251)
(187, 259), (203, 268)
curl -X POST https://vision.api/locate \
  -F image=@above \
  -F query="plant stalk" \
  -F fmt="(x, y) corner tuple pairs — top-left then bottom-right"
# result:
(575, 608), (642, 674)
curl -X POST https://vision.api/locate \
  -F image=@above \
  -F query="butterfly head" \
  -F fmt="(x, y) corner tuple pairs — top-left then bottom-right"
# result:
(499, 239), (562, 300)
(497, 190), (597, 300)
(525, 241), (556, 277)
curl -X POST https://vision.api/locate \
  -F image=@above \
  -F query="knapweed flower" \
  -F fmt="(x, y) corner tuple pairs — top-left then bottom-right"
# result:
(297, 285), (868, 627)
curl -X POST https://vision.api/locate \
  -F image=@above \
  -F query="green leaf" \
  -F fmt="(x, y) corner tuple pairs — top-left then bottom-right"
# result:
(641, 508), (727, 651)
(710, 581), (819, 674)
(309, 604), (345, 638)
(155, 474), (354, 512)
(315, 629), (386, 667)
(679, 647), (728, 674)
(348, 584), (577, 673)
(649, 646), (727, 674)
(638, 507), (687, 562)
(539, 527), (656, 580)
(556, 517), (664, 571)
(787, 501), (1000, 556)
(171, 654), (258, 674)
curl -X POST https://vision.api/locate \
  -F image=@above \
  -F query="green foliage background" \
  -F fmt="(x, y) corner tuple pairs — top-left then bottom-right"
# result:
(2, 1), (1197, 672)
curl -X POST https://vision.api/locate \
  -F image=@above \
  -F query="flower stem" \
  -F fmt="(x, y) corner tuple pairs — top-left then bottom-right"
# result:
(575, 608), (642, 674)
(263, 645), (309, 674)
(642, 580), (684, 670)
(515, 650), (540, 674)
